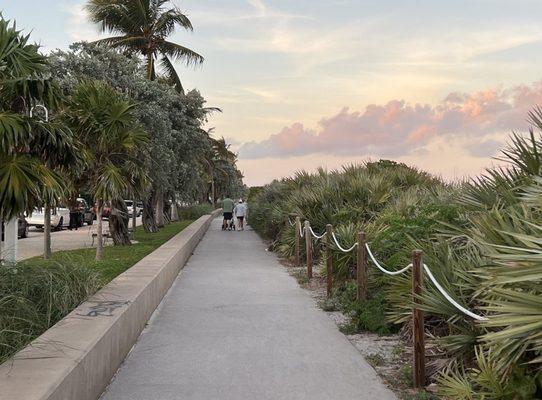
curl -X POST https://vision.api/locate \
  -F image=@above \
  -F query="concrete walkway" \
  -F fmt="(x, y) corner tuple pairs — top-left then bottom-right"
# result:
(101, 219), (397, 400)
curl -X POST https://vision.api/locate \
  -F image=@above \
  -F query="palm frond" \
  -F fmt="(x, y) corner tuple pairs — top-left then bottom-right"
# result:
(157, 40), (204, 66)
(159, 55), (183, 93)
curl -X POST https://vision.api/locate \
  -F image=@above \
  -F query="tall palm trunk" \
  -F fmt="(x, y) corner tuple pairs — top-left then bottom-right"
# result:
(143, 189), (159, 233)
(132, 197), (137, 231)
(96, 200), (104, 261)
(208, 164), (215, 206)
(171, 195), (179, 222)
(146, 54), (154, 80)
(43, 203), (52, 260)
(109, 198), (131, 245)
(156, 188), (165, 228)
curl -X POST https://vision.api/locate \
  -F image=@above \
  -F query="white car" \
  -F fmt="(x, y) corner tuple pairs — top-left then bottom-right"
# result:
(27, 207), (71, 230)
(124, 200), (143, 217)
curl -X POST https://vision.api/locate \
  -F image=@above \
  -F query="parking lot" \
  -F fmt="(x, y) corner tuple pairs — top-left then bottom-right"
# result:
(16, 217), (142, 261)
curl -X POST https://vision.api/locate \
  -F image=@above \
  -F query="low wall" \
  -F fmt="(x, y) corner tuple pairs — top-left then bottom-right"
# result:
(0, 211), (221, 400)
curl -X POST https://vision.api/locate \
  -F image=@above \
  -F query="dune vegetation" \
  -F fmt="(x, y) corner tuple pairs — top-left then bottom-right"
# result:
(249, 113), (542, 399)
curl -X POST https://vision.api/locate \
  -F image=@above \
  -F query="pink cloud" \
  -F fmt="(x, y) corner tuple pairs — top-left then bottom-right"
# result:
(239, 80), (542, 159)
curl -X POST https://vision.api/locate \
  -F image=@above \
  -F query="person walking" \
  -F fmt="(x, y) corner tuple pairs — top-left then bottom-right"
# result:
(234, 199), (247, 231)
(222, 196), (234, 231)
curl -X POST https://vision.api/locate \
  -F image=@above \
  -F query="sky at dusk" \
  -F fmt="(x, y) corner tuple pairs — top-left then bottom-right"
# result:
(3, 0), (542, 186)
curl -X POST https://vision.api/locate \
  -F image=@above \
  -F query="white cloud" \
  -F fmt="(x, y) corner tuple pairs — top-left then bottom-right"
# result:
(238, 80), (542, 160)
(62, 1), (102, 42)
(247, 0), (267, 16)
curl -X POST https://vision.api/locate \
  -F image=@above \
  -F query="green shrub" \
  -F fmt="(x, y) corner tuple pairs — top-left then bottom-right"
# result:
(333, 281), (393, 334)
(0, 261), (102, 363)
(178, 203), (214, 220)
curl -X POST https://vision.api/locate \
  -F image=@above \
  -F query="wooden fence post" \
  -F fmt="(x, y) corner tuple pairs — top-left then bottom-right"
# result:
(305, 220), (312, 279)
(295, 216), (301, 267)
(357, 232), (367, 301)
(326, 224), (333, 297)
(412, 250), (426, 389)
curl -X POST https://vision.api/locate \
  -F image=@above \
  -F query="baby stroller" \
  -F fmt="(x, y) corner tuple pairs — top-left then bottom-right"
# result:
(222, 216), (236, 231)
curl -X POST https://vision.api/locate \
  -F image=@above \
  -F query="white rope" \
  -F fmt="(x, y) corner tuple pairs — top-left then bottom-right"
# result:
(423, 264), (487, 321)
(299, 224), (305, 238)
(288, 216), (486, 321)
(309, 226), (326, 240)
(331, 232), (358, 253)
(365, 244), (412, 275)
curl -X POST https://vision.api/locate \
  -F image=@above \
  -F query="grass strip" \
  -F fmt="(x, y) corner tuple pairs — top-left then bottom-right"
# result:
(20, 220), (193, 281)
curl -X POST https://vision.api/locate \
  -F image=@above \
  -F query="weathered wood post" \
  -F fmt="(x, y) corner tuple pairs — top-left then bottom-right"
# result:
(305, 220), (313, 279)
(357, 232), (367, 301)
(295, 216), (301, 267)
(412, 249), (426, 389)
(326, 224), (333, 297)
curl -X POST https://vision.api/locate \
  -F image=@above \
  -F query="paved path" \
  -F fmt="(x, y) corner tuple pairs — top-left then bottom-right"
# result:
(101, 219), (397, 400)
(14, 217), (142, 260)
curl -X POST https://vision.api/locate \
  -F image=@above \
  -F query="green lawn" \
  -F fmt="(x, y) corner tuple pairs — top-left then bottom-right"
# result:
(20, 220), (193, 283)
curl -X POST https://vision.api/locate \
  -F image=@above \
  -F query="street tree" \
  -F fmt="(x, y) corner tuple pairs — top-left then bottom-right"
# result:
(65, 80), (148, 260)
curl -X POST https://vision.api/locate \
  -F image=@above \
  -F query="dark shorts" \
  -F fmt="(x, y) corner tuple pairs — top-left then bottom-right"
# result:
(223, 212), (233, 220)
(237, 216), (244, 221)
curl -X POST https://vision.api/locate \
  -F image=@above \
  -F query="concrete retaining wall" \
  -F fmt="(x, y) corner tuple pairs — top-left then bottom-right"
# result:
(0, 211), (220, 400)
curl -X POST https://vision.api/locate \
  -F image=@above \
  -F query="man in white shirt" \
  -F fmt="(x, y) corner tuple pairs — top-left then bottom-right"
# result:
(234, 199), (248, 231)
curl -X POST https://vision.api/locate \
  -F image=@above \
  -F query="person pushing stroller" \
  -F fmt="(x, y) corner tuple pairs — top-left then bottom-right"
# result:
(222, 196), (235, 231)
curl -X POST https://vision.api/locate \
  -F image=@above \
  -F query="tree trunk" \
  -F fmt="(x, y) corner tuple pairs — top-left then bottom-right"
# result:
(143, 190), (159, 233)
(109, 198), (131, 246)
(132, 197), (137, 231)
(171, 195), (179, 222)
(146, 54), (154, 80)
(44, 203), (52, 260)
(96, 201), (104, 261)
(156, 188), (165, 228)
(163, 195), (172, 224)
(208, 165), (215, 206)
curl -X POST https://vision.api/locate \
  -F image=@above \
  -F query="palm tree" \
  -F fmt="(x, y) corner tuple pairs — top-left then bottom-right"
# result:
(0, 16), (77, 260)
(85, 0), (204, 93)
(66, 80), (148, 260)
(200, 133), (238, 206)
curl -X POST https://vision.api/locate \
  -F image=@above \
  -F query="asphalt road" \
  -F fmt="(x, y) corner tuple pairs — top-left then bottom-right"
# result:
(15, 217), (142, 261)
(101, 218), (397, 400)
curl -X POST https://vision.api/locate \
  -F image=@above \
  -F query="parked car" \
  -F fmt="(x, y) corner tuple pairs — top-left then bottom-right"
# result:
(125, 200), (143, 217)
(1, 217), (29, 240)
(76, 198), (95, 226)
(27, 207), (70, 230)
(92, 202), (112, 219)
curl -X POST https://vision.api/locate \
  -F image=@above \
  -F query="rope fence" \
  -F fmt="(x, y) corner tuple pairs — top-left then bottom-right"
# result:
(288, 214), (488, 389)
(331, 232), (358, 253)
(365, 244), (413, 276)
(309, 226), (326, 239)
